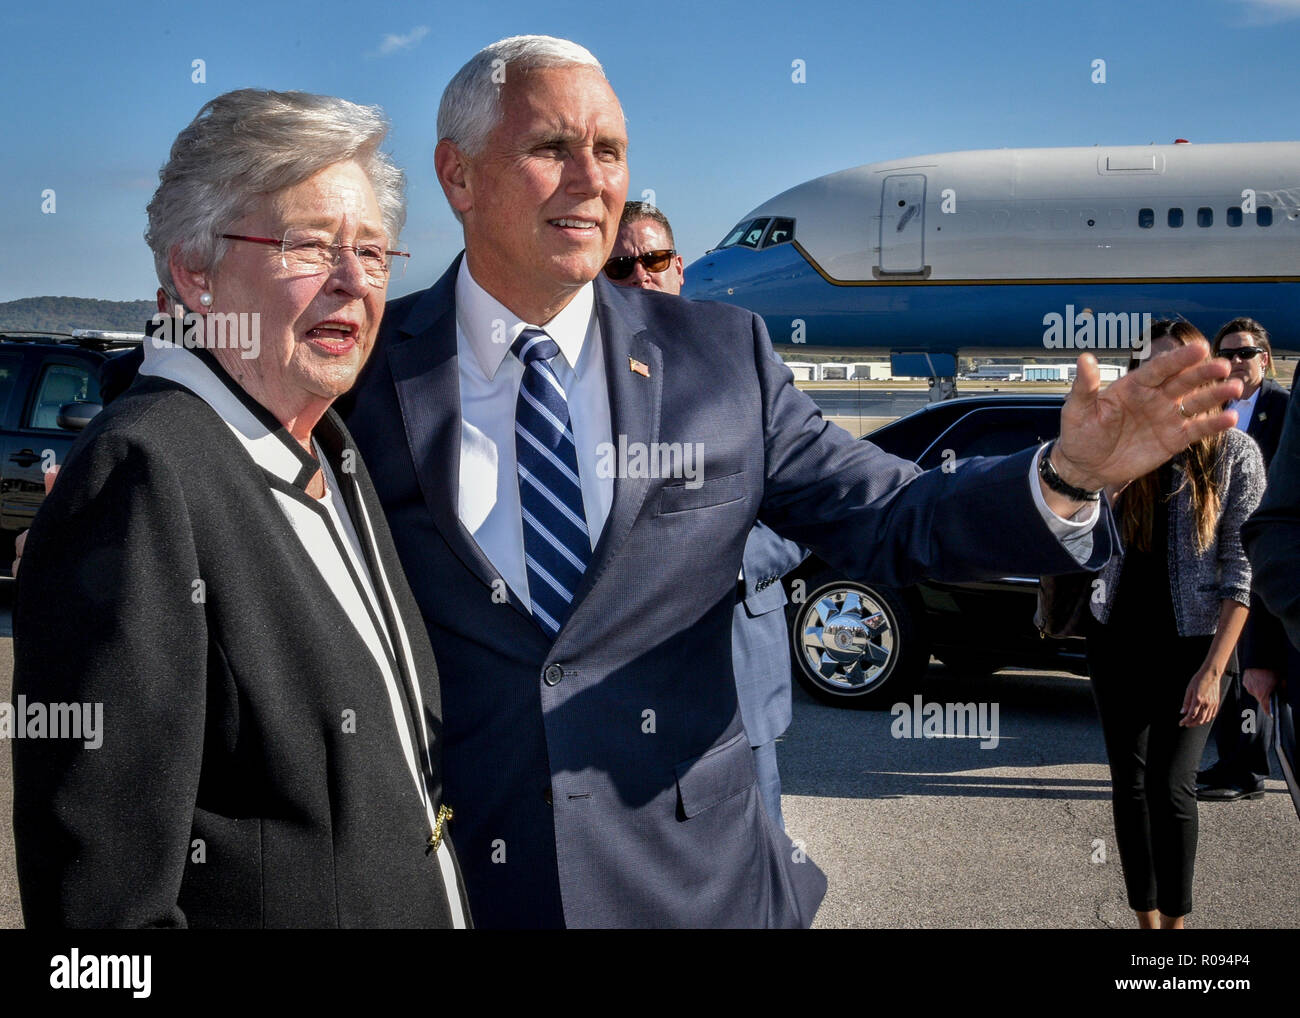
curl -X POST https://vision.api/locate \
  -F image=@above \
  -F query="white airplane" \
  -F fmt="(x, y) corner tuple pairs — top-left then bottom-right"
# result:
(683, 141), (1300, 393)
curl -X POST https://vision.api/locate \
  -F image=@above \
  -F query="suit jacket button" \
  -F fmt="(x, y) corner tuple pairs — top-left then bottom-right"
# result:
(543, 786), (553, 805)
(543, 663), (564, 686)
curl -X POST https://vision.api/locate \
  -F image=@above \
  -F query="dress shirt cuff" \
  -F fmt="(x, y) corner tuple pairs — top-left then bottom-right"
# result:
(1029, 443), (1100, 566)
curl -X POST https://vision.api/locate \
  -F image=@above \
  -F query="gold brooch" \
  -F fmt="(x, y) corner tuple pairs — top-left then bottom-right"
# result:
(428, 803), (454, 852)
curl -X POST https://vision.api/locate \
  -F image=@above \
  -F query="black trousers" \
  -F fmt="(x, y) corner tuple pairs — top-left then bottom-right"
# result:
(1087, 627), (1225, 918)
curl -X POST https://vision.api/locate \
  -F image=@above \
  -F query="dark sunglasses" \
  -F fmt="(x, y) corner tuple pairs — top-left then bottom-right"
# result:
(1218, 346), (1264, 361)
(603, 249), (676, 280)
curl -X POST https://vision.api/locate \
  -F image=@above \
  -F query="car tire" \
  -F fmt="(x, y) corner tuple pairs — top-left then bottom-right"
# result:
(788, 579), (929, 709)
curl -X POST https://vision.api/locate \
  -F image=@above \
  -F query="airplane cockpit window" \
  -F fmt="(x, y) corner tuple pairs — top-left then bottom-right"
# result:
(1258, 206), (1273, 227)
(1167, 208), (1184, 228)
(1138, 208), (1155, 228)
(1197, 207), (1213, 228)
(1228, 207), (1243, 227)
(717, 219), (755, 249)
(738, 219), (771, 248)
(762, 218), (796, 247)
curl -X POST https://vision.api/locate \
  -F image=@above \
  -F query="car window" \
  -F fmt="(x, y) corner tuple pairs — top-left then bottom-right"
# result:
(0, 353), (23, 422)
(28, 362), (100, 430)
(918, 407), (1061, 468)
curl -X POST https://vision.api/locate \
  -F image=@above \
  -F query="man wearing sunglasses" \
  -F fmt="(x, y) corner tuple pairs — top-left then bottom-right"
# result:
(603, 201), (685, 292)
(1201, 319), (1292, 804)
(1215, 319), (1288, 457)
(604, 201), (807, 832)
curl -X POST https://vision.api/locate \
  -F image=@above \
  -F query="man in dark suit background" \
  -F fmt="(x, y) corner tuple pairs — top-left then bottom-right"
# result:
(1199, 318), (1291, 802)
(341, 35), (1242, 928)
(603, 200), (807, 829)
(1242, 363), (1300, 819)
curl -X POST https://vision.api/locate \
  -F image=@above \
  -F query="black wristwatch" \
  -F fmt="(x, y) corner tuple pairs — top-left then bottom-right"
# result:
(1039, 441), (1102, 502)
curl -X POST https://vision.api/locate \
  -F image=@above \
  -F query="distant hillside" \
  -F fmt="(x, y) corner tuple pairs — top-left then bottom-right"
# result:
(0, 296), (155, 334)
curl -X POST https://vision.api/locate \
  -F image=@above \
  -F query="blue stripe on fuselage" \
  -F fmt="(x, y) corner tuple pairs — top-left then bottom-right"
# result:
(683, 245), (1300, 353)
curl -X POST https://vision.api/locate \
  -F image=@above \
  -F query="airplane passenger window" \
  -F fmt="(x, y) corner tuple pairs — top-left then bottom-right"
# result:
(1258, 206), (1273, 227)
(718, 220), (754, 248)
(1167, 208), (1184, 228)
(1227, 207), (1243, 227)
(763, 218), (795, 247)
(738, 219), (771, 248)
(1196, 207), (1213, 227)
(1138, 208), (1154, 228)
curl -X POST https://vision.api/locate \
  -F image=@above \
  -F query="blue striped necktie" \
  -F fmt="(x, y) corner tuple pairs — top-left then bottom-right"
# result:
(512, 328), (591, 638)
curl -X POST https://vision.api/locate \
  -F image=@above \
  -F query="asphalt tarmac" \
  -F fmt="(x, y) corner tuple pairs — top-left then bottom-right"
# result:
(804, 388), (933, 419)
(1, 588), (1296, 929)
(783, 666), (1299, 928)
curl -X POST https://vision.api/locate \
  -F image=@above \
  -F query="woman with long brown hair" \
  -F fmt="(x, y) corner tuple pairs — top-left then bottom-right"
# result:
(1087, 320), (1266, 928)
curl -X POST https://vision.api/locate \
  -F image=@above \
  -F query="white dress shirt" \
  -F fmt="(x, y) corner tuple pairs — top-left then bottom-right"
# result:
(456, 260), (613, 604)
(454, 262), (1100, 605)
(1229, 385), (1261, 433)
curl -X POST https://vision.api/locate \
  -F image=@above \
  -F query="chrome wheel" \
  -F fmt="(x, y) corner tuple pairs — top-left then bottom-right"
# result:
(795, 583), (898, 695)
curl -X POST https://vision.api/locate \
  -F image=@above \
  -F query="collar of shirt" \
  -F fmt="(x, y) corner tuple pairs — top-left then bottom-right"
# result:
(454, 257), (595, 380)
(140, 339), (322, 493)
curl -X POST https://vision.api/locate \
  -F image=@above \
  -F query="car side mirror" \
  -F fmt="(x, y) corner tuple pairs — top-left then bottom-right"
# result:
(57, 401), (102, 431)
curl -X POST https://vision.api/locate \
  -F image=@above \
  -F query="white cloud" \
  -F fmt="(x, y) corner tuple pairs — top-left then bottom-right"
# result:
(1231, 0), (1300, 24)
(373, 25), (430, 56)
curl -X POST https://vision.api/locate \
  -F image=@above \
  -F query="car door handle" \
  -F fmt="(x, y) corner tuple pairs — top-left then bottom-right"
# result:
(9, 451), (42, 467)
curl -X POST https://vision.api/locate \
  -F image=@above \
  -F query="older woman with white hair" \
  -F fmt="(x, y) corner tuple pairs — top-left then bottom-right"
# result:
(12, 89), (470, 929)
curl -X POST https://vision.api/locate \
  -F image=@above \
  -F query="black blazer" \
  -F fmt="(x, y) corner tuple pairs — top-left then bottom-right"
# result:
(1247, 378), (1290, 469)
(1241, 379), (1298, 678)
(13, 371), (469, 928)
(341, 256), (1119, 928)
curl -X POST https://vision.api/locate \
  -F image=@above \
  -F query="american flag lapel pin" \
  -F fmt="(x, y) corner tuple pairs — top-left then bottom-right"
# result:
(629, 357), (650, 378)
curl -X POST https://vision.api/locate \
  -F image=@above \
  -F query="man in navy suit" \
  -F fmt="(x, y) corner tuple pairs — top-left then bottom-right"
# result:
(1242, 364), (1300, 819)
(603, 200), (807, 829)
(1199, 319), (1291, 802)
(341, 35), (1244, 927)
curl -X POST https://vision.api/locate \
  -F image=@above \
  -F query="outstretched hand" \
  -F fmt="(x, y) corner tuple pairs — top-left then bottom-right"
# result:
(1052, 343), (1242, 493)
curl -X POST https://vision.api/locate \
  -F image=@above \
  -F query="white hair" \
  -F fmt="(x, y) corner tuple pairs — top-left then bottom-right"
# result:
(436, 35), (606, 157)
(146, 89), (406, 301)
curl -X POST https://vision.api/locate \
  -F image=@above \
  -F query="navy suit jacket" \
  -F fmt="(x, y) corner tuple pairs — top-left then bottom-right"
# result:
(340, 256), (1118, 928)
(1238, 380), (1292, 674)
(1243, 379), (1300, 678)
(733, 523), (806, 747)
(1246, 378), (1290, 471)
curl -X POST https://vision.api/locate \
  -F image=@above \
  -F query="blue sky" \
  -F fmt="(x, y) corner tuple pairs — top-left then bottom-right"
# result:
(2, 0), (1298, 303)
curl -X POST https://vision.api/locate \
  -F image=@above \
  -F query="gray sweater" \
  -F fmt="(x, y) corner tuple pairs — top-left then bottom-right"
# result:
(1091, 427), (1266, 636)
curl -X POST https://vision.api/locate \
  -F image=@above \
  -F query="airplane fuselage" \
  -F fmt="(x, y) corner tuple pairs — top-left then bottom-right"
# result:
(684, 142), (1300, 364)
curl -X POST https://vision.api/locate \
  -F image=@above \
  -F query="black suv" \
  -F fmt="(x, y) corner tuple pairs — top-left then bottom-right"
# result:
(0, 331), (141, 572)
(783, 393), (1084, 708)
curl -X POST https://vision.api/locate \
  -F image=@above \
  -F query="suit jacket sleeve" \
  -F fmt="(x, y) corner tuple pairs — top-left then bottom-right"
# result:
(1243, 382), (1300, 653)
(1239, 599), (1289, 672)
(13, 428), (207, 928)
(748, 313), (1116, 583)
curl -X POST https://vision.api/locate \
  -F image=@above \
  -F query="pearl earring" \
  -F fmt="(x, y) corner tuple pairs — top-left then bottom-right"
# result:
(199, 292), (213, 307)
